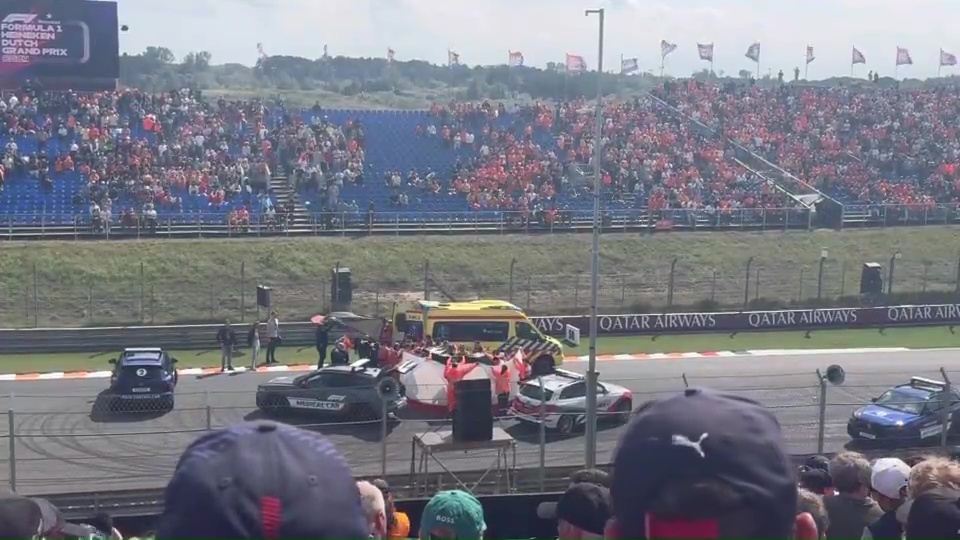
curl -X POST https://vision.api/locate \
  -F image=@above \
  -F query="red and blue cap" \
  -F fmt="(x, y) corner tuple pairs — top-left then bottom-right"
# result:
(611, 388), (797, 539)
(157, 420), (369, 539)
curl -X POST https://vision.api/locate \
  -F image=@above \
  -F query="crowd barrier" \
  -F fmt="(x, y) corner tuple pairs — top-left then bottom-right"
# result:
(0, 302), (957, 354)
(4, 366), (960, 519)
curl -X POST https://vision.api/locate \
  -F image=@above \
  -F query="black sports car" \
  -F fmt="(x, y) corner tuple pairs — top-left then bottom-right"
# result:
(256, 360), (406, 421)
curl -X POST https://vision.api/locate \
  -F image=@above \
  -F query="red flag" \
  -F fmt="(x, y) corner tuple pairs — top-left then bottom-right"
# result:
(565, 53), (587, 74)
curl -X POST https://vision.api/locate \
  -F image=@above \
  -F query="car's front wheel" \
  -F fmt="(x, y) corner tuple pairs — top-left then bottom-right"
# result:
(556, 414), (575, 434)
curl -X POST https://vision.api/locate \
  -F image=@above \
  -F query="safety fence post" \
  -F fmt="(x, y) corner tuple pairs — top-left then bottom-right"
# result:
(8, 393), (15, 491)
(941, 368), (952, 448)
(816, 369), (827, 455)
(538, 376), (546, 492)
(205, 391), (212, 431)
(380, 399), (388, 478)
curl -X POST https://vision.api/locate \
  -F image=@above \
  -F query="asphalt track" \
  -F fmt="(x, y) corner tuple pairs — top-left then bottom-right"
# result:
(0, 349), (958, 496)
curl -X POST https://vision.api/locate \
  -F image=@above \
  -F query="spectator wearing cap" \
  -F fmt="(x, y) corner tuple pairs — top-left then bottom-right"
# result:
(372, 479), (410, 540)
(537, 482), (612, 539)
(0, 492), (90, 539)
(799, 455), (834, 496)
(824, 452), (883, 540)
(419, 490), (486, 540)
(156, 420), (369, 539)
(604, 387), (817, 539)
(863, 458), (910, 540)
(569, 468), (610, 488)
(357, 481), (387, 539)
(797, 488), (829, 540)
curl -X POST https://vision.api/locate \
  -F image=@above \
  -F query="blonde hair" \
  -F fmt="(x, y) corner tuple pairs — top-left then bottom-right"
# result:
(907, 456), (960, 497)
(357, 480), (386, 521)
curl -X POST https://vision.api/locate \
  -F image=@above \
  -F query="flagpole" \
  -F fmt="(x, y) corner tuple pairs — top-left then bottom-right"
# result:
(939, 50), (942, 78)
(620, 54), (623, 76)
(804, 46), (809, 81)
(660, 55), (665, 77)
(756, 47), (761, 79)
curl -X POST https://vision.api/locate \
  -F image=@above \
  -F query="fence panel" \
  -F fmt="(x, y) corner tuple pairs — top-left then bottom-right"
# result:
(0, 253), (958, 329)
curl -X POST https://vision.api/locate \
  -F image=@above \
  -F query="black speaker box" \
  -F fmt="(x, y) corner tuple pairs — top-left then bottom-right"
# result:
(453, 378), (494, 443)
(331, 267), (353, 304)
(860, 263), (883, 295)
(256, 285), (272, 308)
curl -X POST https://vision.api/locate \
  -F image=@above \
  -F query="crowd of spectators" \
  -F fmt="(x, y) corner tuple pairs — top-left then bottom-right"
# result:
(5, 388), (960, 539)
(655, 79), (960, 210)
(0, 87), (280, 229)
(2, 80), (960, 229)
(415, 97), (793, 224)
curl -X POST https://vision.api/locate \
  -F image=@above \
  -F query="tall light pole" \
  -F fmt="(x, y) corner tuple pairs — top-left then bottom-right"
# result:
(583, 6), (604, 469)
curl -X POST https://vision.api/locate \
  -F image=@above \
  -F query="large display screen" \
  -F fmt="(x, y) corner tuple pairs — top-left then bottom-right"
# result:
(0, 0), (119, 90)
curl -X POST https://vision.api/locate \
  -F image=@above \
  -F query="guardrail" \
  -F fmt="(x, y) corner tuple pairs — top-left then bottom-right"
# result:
(0, 207), (818, 240)
(2, 303), (959, 355)
(10, 203), (959, 240)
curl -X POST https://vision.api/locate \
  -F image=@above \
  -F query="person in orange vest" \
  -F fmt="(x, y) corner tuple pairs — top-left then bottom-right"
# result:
(443, 353), (478, 415)
(492, 353), (512, 415)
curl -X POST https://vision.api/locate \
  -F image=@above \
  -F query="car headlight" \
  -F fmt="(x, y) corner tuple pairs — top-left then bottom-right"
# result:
(895, 420), (905, 427)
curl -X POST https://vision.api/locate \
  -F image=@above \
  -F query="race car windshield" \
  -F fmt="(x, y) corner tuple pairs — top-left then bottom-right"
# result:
(874, 389), (925, 415)
(520, 383), (554, 401)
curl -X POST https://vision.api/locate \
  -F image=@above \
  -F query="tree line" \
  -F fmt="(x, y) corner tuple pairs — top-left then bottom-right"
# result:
(118, 46), (951, 103)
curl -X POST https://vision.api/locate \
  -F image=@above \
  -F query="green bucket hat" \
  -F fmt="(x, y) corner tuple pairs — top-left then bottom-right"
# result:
(419, 490), (486, 539)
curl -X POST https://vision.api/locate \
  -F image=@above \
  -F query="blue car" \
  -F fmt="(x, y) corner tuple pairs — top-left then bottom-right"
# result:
(107, 347), (179, 412)
(847, 377), (960, 445)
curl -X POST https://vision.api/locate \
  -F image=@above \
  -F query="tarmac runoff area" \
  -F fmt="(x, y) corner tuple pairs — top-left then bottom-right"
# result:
(0, 348), (958, 496)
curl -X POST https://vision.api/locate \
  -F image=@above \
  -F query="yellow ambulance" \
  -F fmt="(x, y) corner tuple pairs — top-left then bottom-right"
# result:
(392, 300), (565, 375)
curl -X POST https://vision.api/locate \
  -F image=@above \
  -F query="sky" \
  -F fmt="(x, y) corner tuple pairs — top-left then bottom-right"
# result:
(116, 0), (960, 79)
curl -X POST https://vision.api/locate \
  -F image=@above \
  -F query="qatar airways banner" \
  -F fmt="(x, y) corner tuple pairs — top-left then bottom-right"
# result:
(531, 304), (960, 337)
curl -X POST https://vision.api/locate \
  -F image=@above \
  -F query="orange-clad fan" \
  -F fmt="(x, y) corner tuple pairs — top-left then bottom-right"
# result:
(492, 354), (511, 414)
(443, 354), (478, 412)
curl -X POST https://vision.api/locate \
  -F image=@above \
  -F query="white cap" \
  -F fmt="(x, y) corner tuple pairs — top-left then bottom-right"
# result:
(871, 458), (910, 499)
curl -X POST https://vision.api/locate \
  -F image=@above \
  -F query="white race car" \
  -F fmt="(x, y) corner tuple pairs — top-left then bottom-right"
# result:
(508, 369), (633, 433)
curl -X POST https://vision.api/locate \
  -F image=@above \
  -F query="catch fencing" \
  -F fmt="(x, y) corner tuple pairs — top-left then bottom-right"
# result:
(1, 253), (959, 328)
(1, 367), (958, 505)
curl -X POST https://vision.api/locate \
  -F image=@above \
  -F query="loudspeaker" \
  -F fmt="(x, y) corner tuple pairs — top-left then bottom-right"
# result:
(331, 267), (353, 304)
(860, 263), (883, 295)
(453, 378), (493, 443)
(256, 285), (272, 308)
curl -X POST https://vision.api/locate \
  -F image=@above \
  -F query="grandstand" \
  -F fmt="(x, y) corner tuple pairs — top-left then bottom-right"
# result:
(0, 82), (954, 240)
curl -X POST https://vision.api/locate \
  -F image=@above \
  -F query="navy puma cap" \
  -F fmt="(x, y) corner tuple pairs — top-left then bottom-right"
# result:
(611, 388), (796, 539)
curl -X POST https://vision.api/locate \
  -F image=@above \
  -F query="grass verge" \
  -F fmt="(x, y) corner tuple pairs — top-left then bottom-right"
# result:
(1, 327), (957, 375)
(0, 227), (957, 328)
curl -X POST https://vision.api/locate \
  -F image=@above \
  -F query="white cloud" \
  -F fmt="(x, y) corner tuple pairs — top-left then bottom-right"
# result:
(118, 0), (960, 78)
